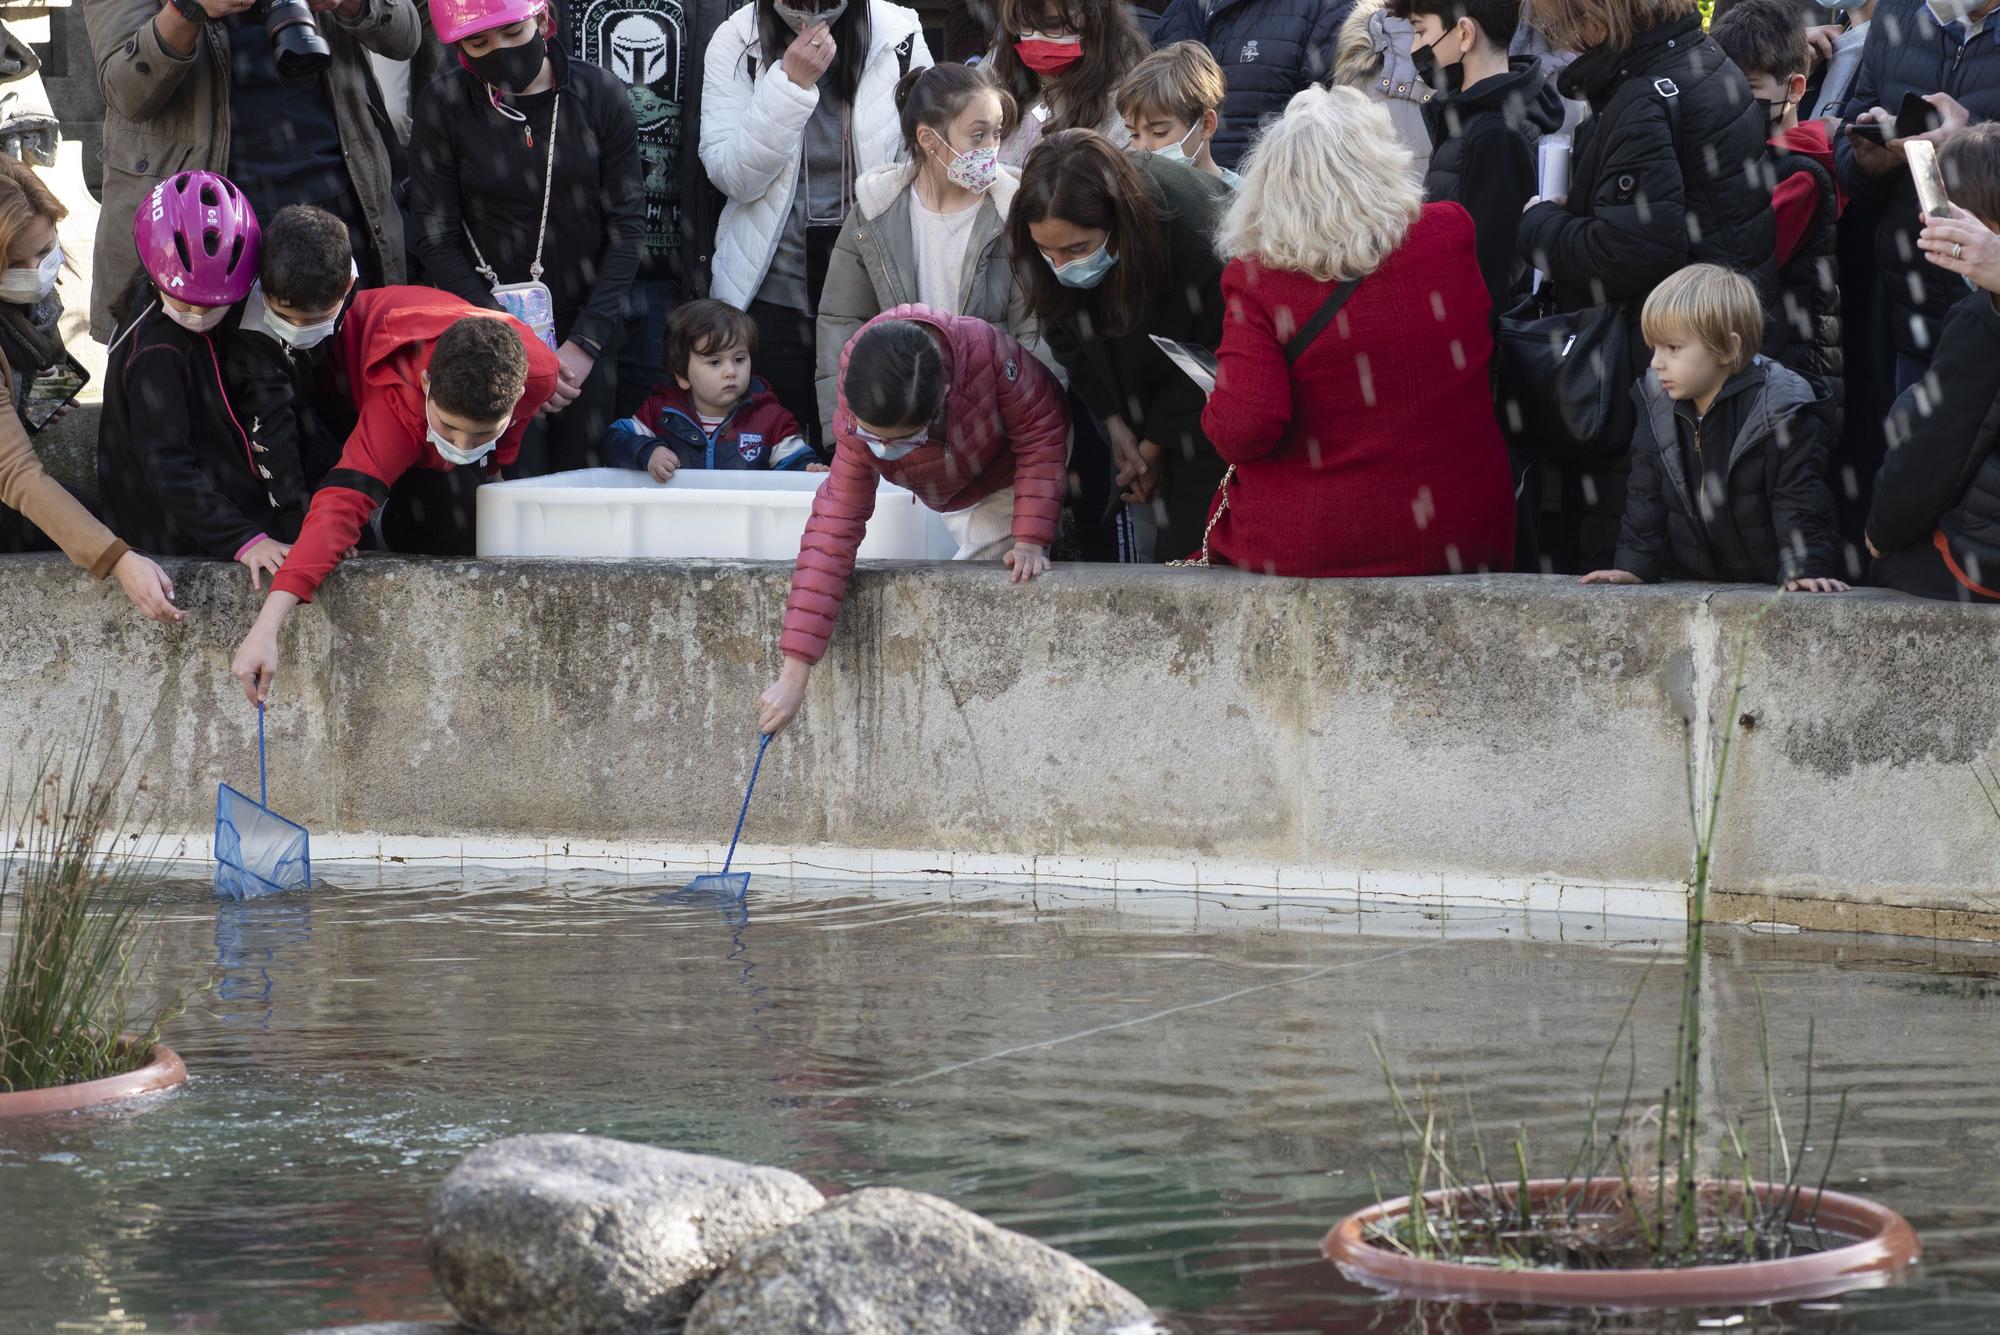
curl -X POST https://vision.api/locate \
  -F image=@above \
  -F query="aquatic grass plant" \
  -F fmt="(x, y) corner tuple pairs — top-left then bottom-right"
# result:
(0, 710), (187, 1093)
(1366, 600), (1854, 1270)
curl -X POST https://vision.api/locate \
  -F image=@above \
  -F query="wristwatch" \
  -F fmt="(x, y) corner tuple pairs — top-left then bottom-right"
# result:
(169, 0), (211, 22)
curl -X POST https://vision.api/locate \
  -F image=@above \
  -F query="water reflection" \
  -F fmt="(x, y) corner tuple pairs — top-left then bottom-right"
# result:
(0, 875), (1994, 1334)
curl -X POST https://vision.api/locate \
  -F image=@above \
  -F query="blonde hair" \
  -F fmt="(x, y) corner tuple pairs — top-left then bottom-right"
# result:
(1115, 41), (1227, 126)
(1333, 0), (1389, 87)
(1217, 84), (1421, 282)
(1525, 0), (1696, 56)
(1640, 264), (1762, 373)
(0, 156), (64, 267)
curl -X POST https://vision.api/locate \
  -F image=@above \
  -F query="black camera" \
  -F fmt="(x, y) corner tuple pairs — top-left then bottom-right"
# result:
(246, 0), (332, 82)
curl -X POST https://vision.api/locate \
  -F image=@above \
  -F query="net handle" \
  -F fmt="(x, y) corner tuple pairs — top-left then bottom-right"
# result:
(257, 701), (267, 807)
(721, 733), (772, 876)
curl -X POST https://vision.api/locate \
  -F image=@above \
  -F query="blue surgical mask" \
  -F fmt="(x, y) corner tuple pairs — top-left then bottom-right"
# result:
(1049, 240), (1117, 289)
(856, 424), (927, 461)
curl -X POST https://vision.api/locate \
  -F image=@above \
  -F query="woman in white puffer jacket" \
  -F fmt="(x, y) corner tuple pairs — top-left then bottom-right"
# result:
(700, 0), (932, 452)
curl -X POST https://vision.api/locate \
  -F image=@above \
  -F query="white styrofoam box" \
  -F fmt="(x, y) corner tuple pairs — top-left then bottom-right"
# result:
(475, 468), (957, 561)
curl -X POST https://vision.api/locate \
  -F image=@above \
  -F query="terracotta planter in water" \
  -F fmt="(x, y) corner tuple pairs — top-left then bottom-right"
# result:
(0, 1040), (186, 1116)
(1324, 1178), (1920, 1309)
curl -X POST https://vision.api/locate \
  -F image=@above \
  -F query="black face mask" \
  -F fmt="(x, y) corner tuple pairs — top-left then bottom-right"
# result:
(1411, 34), (1464, 94)
(1753, 96), (1785, 132)
(466, 32), (547, 94)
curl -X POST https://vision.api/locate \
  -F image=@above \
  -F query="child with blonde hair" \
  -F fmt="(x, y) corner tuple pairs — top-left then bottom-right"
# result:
(1582, 264), (1846, 592)
(1116, 43), (1239, 189)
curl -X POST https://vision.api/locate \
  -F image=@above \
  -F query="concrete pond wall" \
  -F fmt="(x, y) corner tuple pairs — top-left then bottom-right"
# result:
(3, 554), (1998, 942)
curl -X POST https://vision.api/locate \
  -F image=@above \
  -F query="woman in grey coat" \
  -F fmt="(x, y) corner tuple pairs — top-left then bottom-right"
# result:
(813, 61), (1051, 429)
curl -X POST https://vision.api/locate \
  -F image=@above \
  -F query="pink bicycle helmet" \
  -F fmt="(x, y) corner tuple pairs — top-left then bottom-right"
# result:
(133, 171), (260, 307)
(433, 0), (546, 45)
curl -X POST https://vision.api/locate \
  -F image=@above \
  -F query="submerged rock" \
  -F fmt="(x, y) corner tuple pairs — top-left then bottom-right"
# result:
(426, 1133), (825, 1335)
(684, 1186), (1159, 1335)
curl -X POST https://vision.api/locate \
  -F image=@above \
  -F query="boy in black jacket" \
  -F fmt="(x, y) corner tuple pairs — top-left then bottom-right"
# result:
(1391, 0), (1563, 312)
(1581, 264), (1847, 592)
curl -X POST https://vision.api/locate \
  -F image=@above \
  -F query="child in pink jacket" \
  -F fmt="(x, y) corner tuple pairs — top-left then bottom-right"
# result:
(758, 304), (1069, 735)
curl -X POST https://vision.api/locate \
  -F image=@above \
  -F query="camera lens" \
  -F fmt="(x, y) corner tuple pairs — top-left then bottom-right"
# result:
(264, 0), (333, 81)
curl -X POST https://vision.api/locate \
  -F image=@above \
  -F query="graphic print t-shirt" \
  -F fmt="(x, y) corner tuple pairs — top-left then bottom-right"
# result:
(566, 0), (687, 280)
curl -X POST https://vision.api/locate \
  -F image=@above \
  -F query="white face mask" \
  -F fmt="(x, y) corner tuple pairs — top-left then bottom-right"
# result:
(0, 243), (61, 305)
(160, 298), (228, 333)
(426, 397), (505, 467)
(1152, 123), (1204, 166)
(258, 287), (341, 349)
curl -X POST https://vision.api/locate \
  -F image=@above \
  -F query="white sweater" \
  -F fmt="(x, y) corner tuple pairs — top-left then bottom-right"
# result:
(698, 0), (933, 309)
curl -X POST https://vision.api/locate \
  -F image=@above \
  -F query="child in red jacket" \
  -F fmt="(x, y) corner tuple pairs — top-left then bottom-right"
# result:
(229, 287), (561, 703)
(757, 306), (1069, 735)
(601, 300), (819, 479)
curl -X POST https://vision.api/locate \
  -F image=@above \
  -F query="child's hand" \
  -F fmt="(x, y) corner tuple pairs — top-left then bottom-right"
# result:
(648, 446), (679, 483)
(758, 657), (811, 736)
(805, 462), (830, 473)
(238, 536), (292, 591)
(1579, 569), (1642, 585)
(1003, 543), (1050, 583)
(1785, 577), (1850, 593)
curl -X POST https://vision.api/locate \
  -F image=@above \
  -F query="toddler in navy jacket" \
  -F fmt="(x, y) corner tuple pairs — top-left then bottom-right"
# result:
(602, 299), (820, 479)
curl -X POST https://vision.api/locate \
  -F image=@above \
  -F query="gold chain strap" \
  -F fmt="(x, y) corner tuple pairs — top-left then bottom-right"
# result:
(1165, 465), (1236, 569)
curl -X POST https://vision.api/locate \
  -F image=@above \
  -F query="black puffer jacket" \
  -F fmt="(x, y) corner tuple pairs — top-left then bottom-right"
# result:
(1150, 0), (1352, 170)
(1766, 143), (1842, 418)
(1833, 0), (2000, 361)
(1615, 358), (1840, 584)
(1517, 13), (1777, 343)
(1866, 292), (2000, 585)
(1421, 57), (1565, 312)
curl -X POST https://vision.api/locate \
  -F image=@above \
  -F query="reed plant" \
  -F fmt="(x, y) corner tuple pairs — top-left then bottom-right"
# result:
(0, 710), (185, 1093)
(1367, 600), (1851, 1269)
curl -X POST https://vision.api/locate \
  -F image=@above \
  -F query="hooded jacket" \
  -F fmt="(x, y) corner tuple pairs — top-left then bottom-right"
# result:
(1150, 0), (1351, 170)
(409, 45), (647, 354)
(1420, 56), (1565, 313)
(781, 304), (1069, 663)
(1866, 292), (2000, 594)
(269, 287), (561, 603)
(98, 302), (303, 559)
(81, 0), (419, 340)
(1517, 13), (1778, 347)
(698, 0), (933, 310)
(1765, 122), (1844, 414)
(1614, 358), (1840, 584)
(813, 162), (1046, 429)
(1832, 0), (2000, 361)
(602, 376), (812, 471)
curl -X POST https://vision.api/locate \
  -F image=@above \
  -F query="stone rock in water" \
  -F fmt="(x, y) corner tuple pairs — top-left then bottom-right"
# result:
(426, 1133), (825, 1335)
(684, 1187), (1159, 1335)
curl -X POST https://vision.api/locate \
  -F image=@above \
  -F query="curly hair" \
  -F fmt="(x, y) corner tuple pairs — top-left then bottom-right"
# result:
(430, 316), (530, 422)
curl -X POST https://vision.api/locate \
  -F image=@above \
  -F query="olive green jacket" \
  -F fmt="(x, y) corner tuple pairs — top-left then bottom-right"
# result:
(82, 0), (419, 339)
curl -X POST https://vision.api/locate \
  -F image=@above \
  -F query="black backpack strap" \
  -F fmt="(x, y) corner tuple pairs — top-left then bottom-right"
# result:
(896, 35), (914, 79)
(1285, 277), (1362, 364)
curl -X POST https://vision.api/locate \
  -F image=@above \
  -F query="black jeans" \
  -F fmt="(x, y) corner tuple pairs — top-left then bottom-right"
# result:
(510, 351), (619, 477)
(749, 300), (822, 454)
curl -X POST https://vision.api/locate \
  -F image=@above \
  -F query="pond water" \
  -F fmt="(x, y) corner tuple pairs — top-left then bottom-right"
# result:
(3, 872), (1999, 1334)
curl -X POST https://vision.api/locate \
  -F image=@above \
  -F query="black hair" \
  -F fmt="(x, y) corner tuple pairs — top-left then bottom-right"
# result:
(757, 0), (870, 106)
(894, 62), (1017, 158)
(1009, 128), (1168, 338)
(431, 315), (529, 421)
(261, 204), (352, 312)
(664, 298), (760, 379)
(1709, 0), (1809, 82)
(844, 320), (947, 429)
(1387, 0), (1522, 48)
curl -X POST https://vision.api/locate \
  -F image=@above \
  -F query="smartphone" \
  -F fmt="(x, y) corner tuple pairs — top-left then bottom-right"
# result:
(1908, 139), (1952, 219)
(1894, 91), (1944, 139)
(1849, 120), (1889, 145)
(19, 353), (88, 434)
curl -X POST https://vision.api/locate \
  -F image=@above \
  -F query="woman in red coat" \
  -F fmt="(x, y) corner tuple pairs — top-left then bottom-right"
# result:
(758, 304), (1069, 735)
(1197, 84), (1513, 577)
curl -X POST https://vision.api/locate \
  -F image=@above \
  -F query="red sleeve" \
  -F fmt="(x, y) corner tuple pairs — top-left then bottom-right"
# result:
(1771, 172), (1816, 269)
(991, 330), (1068, 551)
(779, 439), (881, 664)
(269, 393), (421, 603)
(1202, 261), (1294, 465)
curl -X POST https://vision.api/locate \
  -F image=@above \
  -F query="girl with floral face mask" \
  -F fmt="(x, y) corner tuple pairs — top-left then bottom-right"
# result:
(990, 0), (1147, 168)
(99, 171), (302, 590)
(813, 63), (1060, 429)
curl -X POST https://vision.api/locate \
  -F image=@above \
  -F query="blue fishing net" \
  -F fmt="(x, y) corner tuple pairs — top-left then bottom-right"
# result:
(214, 704), (311, 901)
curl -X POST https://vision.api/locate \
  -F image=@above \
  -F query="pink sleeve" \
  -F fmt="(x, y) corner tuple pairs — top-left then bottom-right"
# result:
(779, 440), (882, 664)
(992, 329), (1069, 551)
